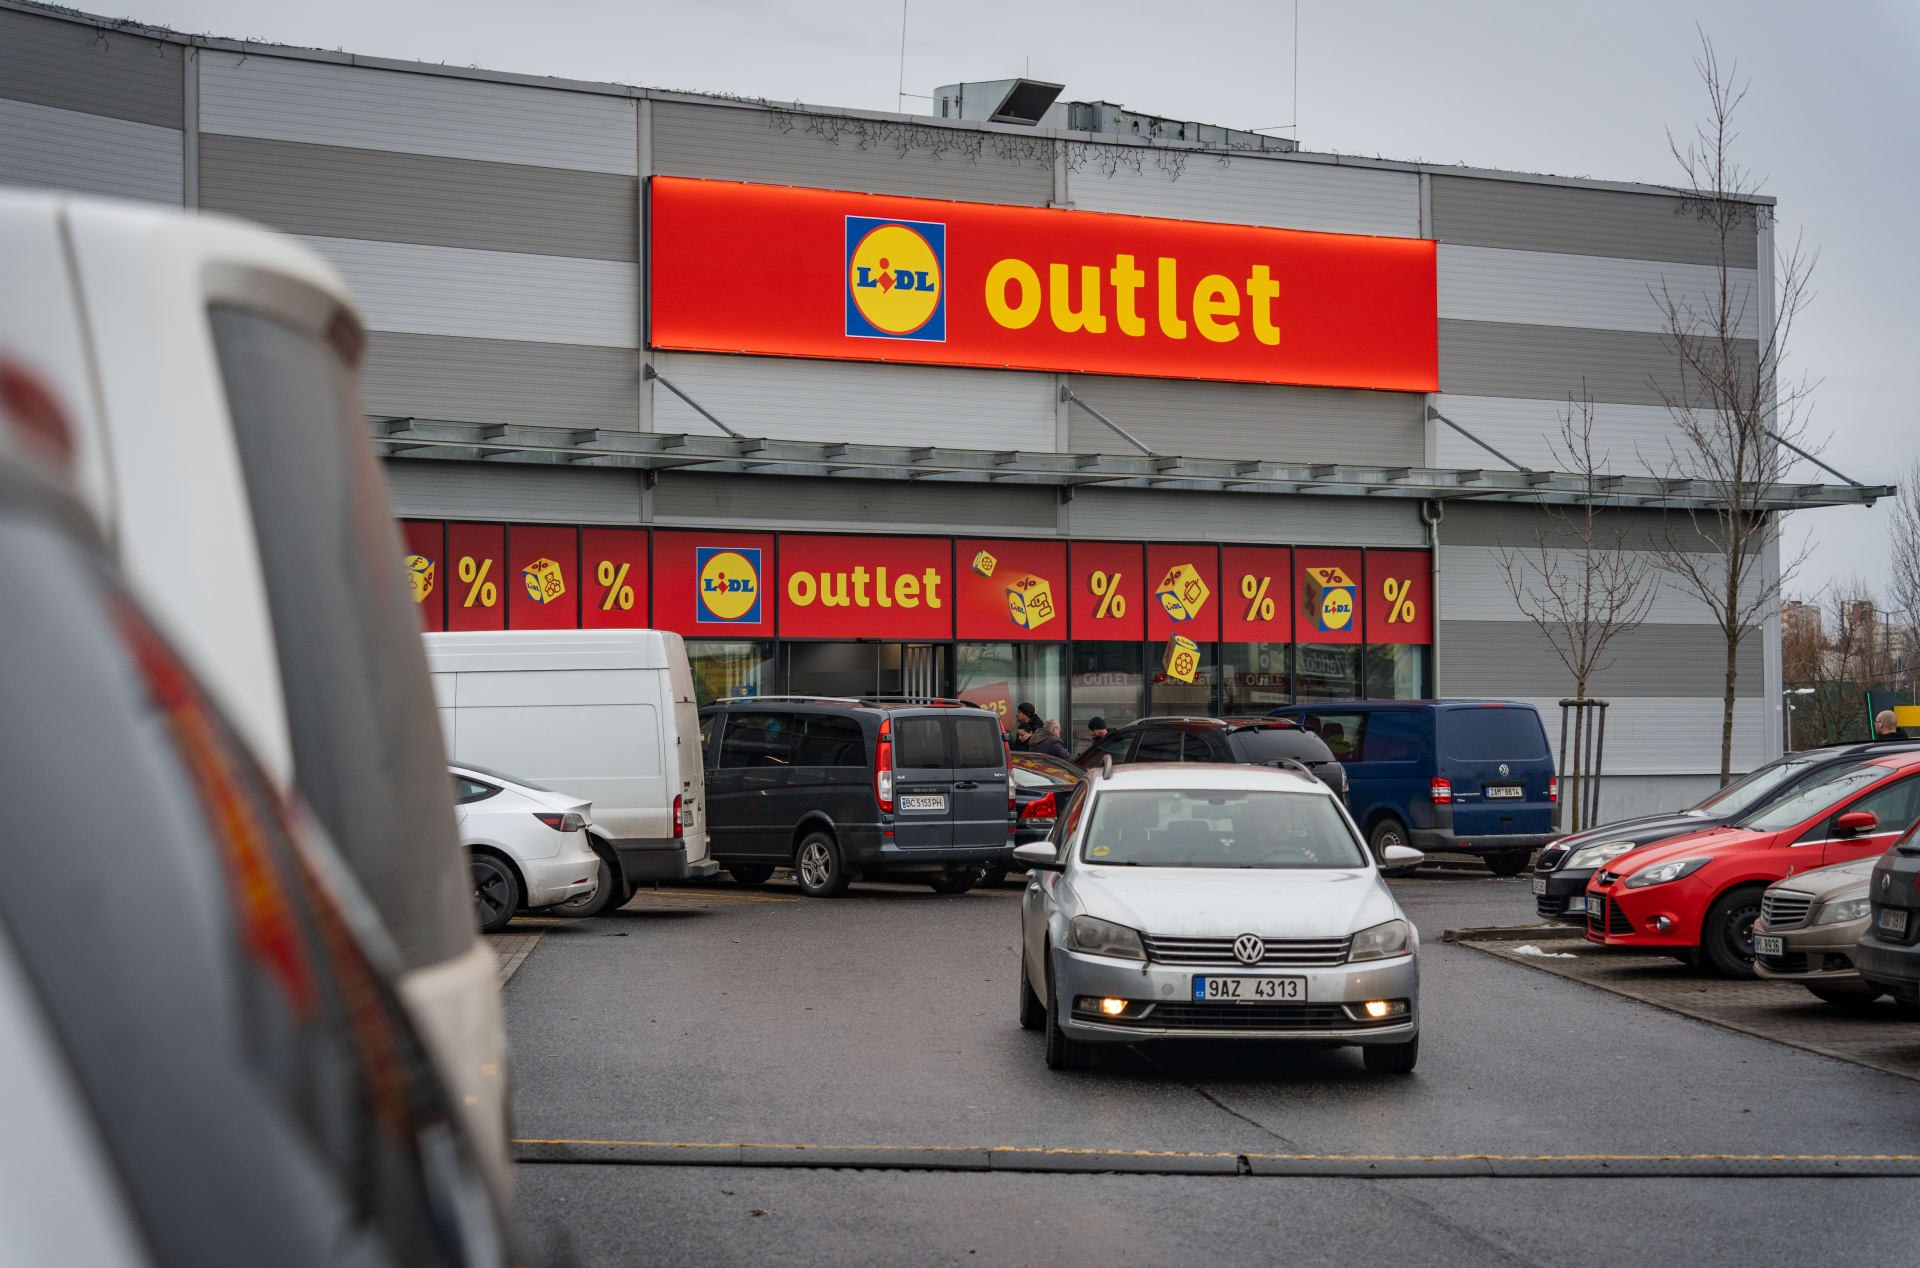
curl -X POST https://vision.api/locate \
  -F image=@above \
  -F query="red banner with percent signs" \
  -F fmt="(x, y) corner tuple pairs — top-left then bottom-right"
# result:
(1069, 541), (1145, 641)
(1144, 544), (1221, 643)
(582, 528), (649, 629)
(400, 520), (446, 632)
(954, 539), (1069, 641)
(649, 177), (1438, 392)
(446, 523), (506, 631)
(1221, 545), (1293, 644)
(508, 524), (579, 630)
(1364, 549), (1433, 645)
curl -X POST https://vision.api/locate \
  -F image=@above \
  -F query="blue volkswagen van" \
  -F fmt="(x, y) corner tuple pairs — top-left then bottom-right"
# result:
(1267, 700), (1556, 875)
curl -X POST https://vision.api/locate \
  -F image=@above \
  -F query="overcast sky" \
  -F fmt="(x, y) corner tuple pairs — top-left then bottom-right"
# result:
(116, 0), (1920, 601)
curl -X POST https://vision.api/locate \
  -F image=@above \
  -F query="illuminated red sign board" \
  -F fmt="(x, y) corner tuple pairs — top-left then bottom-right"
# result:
(650, 177), (1438, 392)
(955, 538), (1069, 642)
(777, 534), (954, 640)
(1363, 549), (1433, 645)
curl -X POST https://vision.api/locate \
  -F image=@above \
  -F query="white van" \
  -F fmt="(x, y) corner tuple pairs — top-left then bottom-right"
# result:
(0, 193), (507, 1197)
(423, 630), (718, 908)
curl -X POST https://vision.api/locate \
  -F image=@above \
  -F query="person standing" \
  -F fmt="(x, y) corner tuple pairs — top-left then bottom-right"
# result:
(1086, 716), (1110, 746)
(1874, 709), (1911, 741)
(1020, 722), (1073, 761)
(1012, 702), (1040, 751)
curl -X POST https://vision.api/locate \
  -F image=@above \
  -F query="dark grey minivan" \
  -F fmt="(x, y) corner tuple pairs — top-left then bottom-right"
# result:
(699, 697), (1015, 896)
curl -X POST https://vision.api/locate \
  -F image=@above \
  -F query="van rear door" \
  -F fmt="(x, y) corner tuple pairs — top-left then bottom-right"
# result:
(1437, 704), (1554, 839)
(949, 712), (1011, 850)
(660, 636), (709, 866)
(890, 714), (955, 849)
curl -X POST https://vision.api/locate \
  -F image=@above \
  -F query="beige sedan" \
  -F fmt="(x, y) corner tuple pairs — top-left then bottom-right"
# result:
(1753, 857), (1883, 1005)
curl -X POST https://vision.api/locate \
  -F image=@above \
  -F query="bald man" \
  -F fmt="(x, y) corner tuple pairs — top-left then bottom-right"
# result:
(1874, 710), (1911, 742)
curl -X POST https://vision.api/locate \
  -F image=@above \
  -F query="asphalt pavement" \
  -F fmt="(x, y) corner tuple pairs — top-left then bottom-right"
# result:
(503, 868), (1920, 1265)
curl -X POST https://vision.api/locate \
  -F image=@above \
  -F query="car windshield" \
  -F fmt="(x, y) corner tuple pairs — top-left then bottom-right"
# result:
(1692, 757), (1815, 815)
(1079, 788), (1366, 869)
(1736, 762), (1886, 833)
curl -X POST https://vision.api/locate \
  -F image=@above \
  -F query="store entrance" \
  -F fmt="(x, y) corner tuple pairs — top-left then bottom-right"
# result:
(782, 642), (949, 699)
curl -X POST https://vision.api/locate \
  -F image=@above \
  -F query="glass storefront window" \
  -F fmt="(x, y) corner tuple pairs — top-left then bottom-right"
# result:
(1150, 642), (1218, 717)
(1295, 644), (1361, 702)
(956, 642), (1065, 741)
(1221, 642), (1293, 715)
(1364, 644), (1429, 699)
(688, 640), (774, 706)
(1070, 643), (1144, 751)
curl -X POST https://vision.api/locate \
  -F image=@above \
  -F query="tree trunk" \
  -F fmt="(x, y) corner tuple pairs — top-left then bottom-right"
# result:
(1720, 627), (1738, 785)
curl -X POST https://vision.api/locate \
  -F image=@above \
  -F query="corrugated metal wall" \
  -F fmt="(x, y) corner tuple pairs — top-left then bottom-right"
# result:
(1069, 488), (1429, 546)
(1066, 374), (1425, 465)
(0, 7), (184, 202)
(1065, 152), (1420, 238)
(382, 459), (646, 523)
(656, 473), (1058, 532)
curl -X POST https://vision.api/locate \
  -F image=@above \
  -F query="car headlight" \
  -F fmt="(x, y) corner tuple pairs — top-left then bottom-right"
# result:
(1813, 891), (1872, 926)
(1067, 915), (1146, 960)
(1623, 856), (1712, 888)
(1349, 918), (1411, 962)
(1565, 840), (1638, 871)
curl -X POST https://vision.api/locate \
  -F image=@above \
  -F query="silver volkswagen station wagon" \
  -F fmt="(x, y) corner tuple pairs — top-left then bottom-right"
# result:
(1015, 762), (1423, 1072)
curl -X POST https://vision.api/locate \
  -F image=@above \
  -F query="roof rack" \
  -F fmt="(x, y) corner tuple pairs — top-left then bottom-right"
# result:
(707, 693), (991, 711)
(1133, 715), (1227, 726)
(854, 695), (991, 710)
(711, 694), (862, 705)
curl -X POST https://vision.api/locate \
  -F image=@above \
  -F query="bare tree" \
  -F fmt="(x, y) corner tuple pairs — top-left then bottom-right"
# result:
(1783, 579), (1883, 748)
(1648, 32), (1820, 783)
(1886, 459), (1920, 649)
(1498, 392), (1660, 701)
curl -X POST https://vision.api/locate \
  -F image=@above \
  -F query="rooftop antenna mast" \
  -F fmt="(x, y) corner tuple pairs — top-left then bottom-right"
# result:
(897, 0), (908, 113)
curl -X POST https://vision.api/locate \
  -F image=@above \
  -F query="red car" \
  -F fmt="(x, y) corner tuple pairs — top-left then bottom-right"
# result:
(1585, 750), (1920, 976)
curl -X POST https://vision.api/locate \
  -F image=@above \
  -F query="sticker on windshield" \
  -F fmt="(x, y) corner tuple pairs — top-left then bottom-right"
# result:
(1091, 844), (1111, 857)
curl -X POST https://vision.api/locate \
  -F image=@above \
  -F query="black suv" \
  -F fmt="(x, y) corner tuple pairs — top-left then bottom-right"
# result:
(1074, 716), (1348, 802)
(1534, 740), (1920, 924)
(1859, 824), (1920, 1004)
(699, 697), (1014, 897)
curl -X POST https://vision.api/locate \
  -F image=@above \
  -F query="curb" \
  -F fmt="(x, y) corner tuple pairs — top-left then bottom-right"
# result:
(1440, 924), (1586, 943)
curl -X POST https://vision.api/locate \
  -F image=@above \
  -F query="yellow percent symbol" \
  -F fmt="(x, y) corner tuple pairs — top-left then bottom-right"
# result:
(1240, 574), (1275, 621)
(597, 559), (636, 611)
(1382, 577), (1417, 623)
(457, 555), (498, 608)
(1090, 570), (1127, 619)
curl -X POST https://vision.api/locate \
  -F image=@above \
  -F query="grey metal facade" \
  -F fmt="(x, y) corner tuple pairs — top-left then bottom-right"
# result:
(1, 0), (1800, 803)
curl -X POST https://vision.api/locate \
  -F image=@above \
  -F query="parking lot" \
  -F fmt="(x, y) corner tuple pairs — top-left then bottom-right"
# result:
(498, 870), (1920, 1266)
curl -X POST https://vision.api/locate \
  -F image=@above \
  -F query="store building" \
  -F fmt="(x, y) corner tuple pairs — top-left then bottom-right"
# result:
(1, 0), (1886, 813)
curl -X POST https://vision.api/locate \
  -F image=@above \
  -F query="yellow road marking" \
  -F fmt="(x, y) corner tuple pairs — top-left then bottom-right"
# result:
(512, 1138), (1920, 1163)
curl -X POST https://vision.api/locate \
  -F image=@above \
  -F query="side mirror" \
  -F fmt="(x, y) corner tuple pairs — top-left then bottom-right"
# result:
(1382, 844), (1425, 867)
(1012, 841), (1064, 872)
(1835, 810), (1878, 836)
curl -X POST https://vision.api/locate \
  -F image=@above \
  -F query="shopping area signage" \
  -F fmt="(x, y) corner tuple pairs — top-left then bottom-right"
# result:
(402, 522), (1432, 646)
(649, 177), (1438, 392)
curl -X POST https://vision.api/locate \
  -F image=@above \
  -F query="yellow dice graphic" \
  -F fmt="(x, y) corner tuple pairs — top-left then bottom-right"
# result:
(1153, 562), (1210, 623)
(1162, 635), (1200, 683)
(1303, 565), (1356, 633)
(1004, 574), (1057, 631)
(522, 556), (567, 605)
(404, 554), (435, 605)
(971, 549), (998, 578)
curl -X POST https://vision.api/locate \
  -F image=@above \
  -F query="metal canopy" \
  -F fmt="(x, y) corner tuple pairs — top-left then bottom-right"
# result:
(367, 417), (1891, 512)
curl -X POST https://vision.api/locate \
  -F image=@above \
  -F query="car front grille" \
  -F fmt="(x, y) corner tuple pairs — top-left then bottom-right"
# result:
(1760, 890), (1813, 930)
(1117, 1003), (1363, 1031)
(1597, 869), (1621, 886)
(1536, 894), (1571, 920)
(1588, 896), (1632, 936)
(1141, 934), (1352, 967)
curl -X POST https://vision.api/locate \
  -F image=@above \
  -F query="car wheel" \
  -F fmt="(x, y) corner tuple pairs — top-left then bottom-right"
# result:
(1484, 850), (1533, 877)
(552, 858), (620, 918)
(1370, 819), (1417, 875)
(1042, 947), (1089, 1070)
(728, 863), (775, 887)
(1362, 1036), (1419, 1074)
(1019, 957), (1045, 1031)
(928, 868), (979, 895)
(1807, 985), (1886, 1009)
(1702, 885), (1766, 978)
(793, 831), (850, 898)
(471, 853), (519, 934)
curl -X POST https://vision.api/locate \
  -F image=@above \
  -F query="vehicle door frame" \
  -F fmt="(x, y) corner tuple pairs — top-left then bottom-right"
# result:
(890, 711), (956, 849)
(948, 711), (1011, 850)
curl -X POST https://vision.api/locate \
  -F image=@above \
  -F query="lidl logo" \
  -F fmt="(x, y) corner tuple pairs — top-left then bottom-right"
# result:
(1304, 566), (1356, 633)
(696, 546), (762, 624)
(846, 215), (946, 342)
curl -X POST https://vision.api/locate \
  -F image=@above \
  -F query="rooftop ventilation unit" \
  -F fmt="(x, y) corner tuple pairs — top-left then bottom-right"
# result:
(932, 78), (1064, 126)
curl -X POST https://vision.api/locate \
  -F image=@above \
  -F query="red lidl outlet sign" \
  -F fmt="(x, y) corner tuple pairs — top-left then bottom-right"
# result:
(650, 176), (1437, 392)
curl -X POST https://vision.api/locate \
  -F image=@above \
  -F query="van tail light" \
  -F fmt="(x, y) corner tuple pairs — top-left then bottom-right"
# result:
(535, 812), (587, 832)
(1431, 778), (1452, 804)
(672, 794), (684, 840)
(1549, 778), (1558, 803)
(875, 718), (895, 813)
(1021, 791), (1058, 821)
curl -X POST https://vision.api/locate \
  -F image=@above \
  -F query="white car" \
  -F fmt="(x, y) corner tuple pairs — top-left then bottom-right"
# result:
(453, 764), (603, 933)
(1015, 762), (1424, 1073)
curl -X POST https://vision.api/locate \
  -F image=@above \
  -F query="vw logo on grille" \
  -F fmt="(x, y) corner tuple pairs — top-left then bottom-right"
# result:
(1498, 763), (1510, 777)
(1233, 934), (1265, 964)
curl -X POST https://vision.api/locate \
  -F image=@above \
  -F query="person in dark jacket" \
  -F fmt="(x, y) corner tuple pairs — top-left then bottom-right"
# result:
(1875, 710), (1911, 741)
(1020, 722), (1073, 761)
(1011, 702), (1040, 751)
